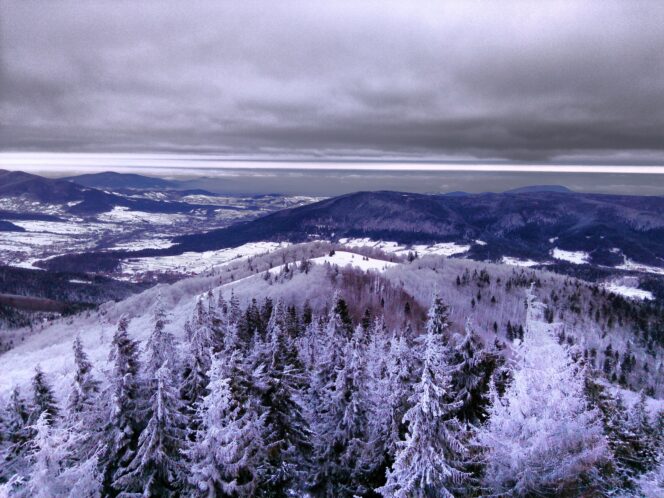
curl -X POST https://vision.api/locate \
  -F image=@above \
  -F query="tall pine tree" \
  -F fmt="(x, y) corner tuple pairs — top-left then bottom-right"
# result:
(30, 367), (58, 425)
(188, 351), (266, 497)
(378, 293), (468, 497)
(101, 316), (144, 495)
(476, 287), (610, 496)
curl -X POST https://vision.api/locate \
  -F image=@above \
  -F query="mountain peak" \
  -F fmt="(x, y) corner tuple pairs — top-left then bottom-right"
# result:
(505, 185), (572, 194)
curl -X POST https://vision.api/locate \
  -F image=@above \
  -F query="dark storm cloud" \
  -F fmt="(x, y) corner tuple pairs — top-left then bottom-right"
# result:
(1, 0), (663, 164)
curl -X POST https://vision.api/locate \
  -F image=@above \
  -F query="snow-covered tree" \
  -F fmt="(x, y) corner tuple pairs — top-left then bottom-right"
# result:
(101, 316), (144, 495)
(145, 292), (177, 377)
(475, 288), (610, 496)
(30, 367), (58, 425)
(113, 361), (186, 496)
(366, 327), (415, 488)
(313, 325), (372, 496)
(181, 299), (214, 416)
(626, 391), (659, 475)
(255, 301), (312, 495)
(0, 388), (30, 481)
(24, 412), (102, 498)
(64, 336), (104, 464)
(378, 294), (468, 498)
(188, 351), (266, 497)
(67, 336), (100, 420)
(449, 319), (496, 424)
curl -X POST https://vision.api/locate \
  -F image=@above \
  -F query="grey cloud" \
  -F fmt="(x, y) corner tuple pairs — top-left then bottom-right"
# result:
(1, 0), (664, 164)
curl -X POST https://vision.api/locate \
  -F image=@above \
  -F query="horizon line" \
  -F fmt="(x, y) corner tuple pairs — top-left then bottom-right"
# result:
(1, 152), (664, 175)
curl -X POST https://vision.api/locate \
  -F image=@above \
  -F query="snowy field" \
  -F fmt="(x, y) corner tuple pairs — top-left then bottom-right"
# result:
(109, 238), (176, 251)
(501, 256), (543, 268)
(310, 251), (396, 272)
(616, 257), (664, 276)
(338, 237), (472, 257)
(9, 220), (106, 235)
(551, 248), (590, 265)
(119, 242), (291, 278)
(98, 206), (191, 225)
(602, 282), (654, 301)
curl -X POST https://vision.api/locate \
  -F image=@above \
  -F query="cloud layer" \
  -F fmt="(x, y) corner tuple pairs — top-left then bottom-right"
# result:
(1, 1), (663, 164)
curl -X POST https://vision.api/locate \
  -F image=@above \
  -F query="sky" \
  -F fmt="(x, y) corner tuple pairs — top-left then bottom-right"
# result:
(1, 1), (664, 169)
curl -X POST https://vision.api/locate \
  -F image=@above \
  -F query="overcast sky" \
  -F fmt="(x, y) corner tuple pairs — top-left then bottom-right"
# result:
(1, 1), (663, 166)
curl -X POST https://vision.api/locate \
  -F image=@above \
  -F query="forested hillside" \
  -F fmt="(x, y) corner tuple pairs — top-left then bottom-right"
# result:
(0, 243), (662, 496)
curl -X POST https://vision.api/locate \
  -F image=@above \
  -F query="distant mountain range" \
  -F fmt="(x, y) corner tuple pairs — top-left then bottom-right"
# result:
(171, 190), (664, 266)
(63, 171), (179, 190)
(0, 170), (217, 215)
(38, 189), (664, 281)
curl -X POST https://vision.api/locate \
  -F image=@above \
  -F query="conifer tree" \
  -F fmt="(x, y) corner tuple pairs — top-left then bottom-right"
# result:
(0, 387), (30, 481)
(188, 351), (266, 497)
(627, 391), (659, 475)
(30, 367), (58, 425)
(313, 326), (372, 496)
(476, 289), (610, 495)
(101, 316), (144, 495)
(378, 294), (468, 498)
(113, 361), (186, 496)
(67, 336), (100, 420)
(367, 328), (415, 489)
(181, 299), (214, 419)
(585, 376), (646, 491)
(64, 336), (103, 463)
(450, 319), (495, 424)
(25, 412), (102, 498)
(145, 293), (177, 376)
(255, 301), (312, 495)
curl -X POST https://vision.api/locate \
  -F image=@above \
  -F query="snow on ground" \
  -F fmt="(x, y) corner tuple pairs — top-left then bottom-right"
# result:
(338, 238), (404, 252)
(0, 247), (395, 399)
(310, 251), (397, 272)
(501, 256), (541, 267)
(602, 283), (653, 301)
(10, 220), (106, 235)
(109, 238), (176, 251)
(474, 239), (487, 246)
(612, 385), (664, 417)
(409, 242), (471, 257)
(98, 206), (189, 225)
(337, 237), (470, 257)
(616, 257), (664, 276)
(0, 231), (71, 248)
(551, 248), (590, 265)
(119, 241), (290, 277)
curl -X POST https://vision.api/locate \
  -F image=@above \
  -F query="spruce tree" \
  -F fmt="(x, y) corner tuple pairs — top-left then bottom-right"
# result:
(102, 316), (144, 495)
(378, 294), (468, 498)
(25, 412), (102, 498)
(367, 328), (414, 489)
(181, 298), (214, 424)
(450, 319), (495, 424)
(67, 336), (100, 420)
(113, 361), (186, 496)
(0, 387), (30, 481)
(476, 288), (610, 495)
(256, 301), (312, 496)
(30, 367), (58, 425)
(188, 351), (266, 497)
(145, 292), (176, 376)
(627, 391), (659, 475)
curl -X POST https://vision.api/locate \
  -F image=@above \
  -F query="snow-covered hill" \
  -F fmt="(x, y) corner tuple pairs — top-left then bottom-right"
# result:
(2, 242), (663, 402)
(1, 242), (663, 496)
